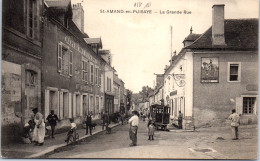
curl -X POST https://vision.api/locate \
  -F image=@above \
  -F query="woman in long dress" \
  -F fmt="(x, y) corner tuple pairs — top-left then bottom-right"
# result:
(32, 108), (45, 146)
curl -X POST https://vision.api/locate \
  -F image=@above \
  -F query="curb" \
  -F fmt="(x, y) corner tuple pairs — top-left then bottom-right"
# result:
(27, 123), (120, 158)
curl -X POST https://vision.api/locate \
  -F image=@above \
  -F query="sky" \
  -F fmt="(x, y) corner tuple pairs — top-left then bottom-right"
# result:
(72, 0), (258, 93)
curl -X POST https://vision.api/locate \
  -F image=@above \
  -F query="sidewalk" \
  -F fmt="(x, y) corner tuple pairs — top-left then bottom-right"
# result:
(1, 122), (120, 158)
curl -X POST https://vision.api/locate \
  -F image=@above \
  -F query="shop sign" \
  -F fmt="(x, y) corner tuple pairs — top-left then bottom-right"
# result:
(170, 90), (177, 96)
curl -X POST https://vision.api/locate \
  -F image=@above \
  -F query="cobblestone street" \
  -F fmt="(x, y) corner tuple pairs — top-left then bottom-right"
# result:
(45, 120), (257, 159)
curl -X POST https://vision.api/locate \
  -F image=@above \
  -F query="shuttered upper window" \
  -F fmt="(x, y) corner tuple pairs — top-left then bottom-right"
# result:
(58, 42), (73, 77)
(82, 59), (88, 82)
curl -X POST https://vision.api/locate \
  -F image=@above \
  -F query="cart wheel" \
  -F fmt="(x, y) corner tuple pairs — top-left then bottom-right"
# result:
(67, 135), (74, 145)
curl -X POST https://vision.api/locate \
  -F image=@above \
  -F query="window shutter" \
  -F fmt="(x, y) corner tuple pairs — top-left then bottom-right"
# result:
(59, 91), (63, 119)
(69, 50), (73, 76)
(236, 97), (243, 115)
(57, 43), (62, 73)
(86, 61), (88, 83)
(254, 99), (258, 115)
(98, 69), (101, 86)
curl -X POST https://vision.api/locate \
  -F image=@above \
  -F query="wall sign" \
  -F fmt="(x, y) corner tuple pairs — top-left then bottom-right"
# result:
(201, 57), (219, 83)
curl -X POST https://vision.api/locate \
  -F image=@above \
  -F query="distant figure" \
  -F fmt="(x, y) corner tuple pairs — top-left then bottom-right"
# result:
(85, 112), (92, 135)
(46, 110), (59, 138)
(120, 112), (125, 125)
(128, 111), (139, 146)
(228, 109), (240, 140)
(32, 108), (45, 146)
(102, 111), (109, 131)
(147, 119), (155, 141)
(178, 111), (183, 129)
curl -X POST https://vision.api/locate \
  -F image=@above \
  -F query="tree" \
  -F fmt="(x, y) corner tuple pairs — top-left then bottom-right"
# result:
(139, 86), (153, 101)
(126, 89), (133, 111)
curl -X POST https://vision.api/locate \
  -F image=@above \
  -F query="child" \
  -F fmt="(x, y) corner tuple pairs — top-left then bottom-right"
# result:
(22, 120), (35, 143)
(147, 120), (155, 141)
(65, 118), (77, 142)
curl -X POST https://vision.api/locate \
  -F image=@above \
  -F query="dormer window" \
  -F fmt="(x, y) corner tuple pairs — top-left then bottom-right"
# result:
(91, 44), (98, 53)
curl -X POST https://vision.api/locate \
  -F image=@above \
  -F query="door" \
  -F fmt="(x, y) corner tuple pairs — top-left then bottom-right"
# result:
(83, 95), (88, 116)
(25, 70), (38, 123)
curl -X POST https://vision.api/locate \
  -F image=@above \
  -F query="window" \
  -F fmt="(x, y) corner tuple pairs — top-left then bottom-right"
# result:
(98, 69), (101, 86)
(58, 42), (73, 76)
(26, 0), (39, 40)
(95, 67), (98, 85)
(243, 97), (256, 114)
(90, 95), (94, 113)
(228, 62), (241, 82)
(26, 70), (37, 86)
(96, 96), (99, 115)
(82, 59), (88, 82)
(90, 64), (94, 84)
(107, 77), (111, 91)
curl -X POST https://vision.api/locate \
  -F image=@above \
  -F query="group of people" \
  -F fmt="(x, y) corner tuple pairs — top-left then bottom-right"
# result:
(23, 108), (47, 146)
(128, 110), (155, 146)
(24, 107), (240, 147)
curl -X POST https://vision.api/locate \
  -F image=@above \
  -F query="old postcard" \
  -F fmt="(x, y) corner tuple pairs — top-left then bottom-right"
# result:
(1, 0), (258, 159)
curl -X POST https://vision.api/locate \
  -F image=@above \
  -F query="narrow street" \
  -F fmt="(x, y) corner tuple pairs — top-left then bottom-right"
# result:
(45, 120), (257, 159)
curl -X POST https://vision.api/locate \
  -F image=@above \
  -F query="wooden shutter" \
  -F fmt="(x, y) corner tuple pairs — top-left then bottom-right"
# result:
(44, 89), (50, 121)
(98, 69), (101, 86)
(236, 97), (243, 115)
(59, 91), (63, 119)
(69, 50), (73, 76)
(57, 43), (62, 73)
(82, 61), (84, 80)
(68, 93), (72, 118)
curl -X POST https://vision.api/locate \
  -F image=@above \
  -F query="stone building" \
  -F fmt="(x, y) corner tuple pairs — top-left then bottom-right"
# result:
(42, 0), (105, 127)
(163, 4), (258, 129)
(99, 49), (115, 115)
(2, 0), (43, 144)
(185, 5), (258, 127)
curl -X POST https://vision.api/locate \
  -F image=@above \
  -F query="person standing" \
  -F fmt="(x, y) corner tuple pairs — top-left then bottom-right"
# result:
(178, 111), (183, 129)
(102, 111), (109, 131)
(46, 110), (59, 138)
(128, 111), (139, 146)
(228, 109), (240, 140)
(120, 112), (125, 125)
(85, 112), (92, 135)
(147, 119), (155, 141)
(32, 108), (45, 146)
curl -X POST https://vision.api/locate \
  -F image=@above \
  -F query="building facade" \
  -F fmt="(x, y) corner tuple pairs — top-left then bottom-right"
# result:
(2, 0), (43, 144)
(163, 5), (258, 129)
(42, 1), (105, 126)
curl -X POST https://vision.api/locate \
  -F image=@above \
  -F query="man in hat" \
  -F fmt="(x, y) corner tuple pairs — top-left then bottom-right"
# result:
(46, 110), (59, 138)
(85, 111), (93, 135)
(32, 108), (45, 146)
(128, 110), (139, 146)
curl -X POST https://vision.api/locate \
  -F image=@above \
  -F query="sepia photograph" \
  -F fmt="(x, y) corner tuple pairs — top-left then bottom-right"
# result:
(1, 0), (259, 159)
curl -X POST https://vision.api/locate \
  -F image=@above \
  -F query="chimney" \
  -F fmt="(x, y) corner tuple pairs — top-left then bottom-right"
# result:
(72, 3), (84, 33)
(212, 4), (226, 46)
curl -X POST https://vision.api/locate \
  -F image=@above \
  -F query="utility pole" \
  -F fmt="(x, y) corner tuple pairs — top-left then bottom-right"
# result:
(170, 25), (173, 64)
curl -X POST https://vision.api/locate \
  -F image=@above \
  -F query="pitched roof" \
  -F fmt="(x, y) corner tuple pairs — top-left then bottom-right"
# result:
(44, 0), (70, 8)
(84, 38), (103, 48)
(186, 19), (258, 50)
(99, 49), (110, 55)
(183, 33), (201, 42)
(165, 48), (186, 74)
